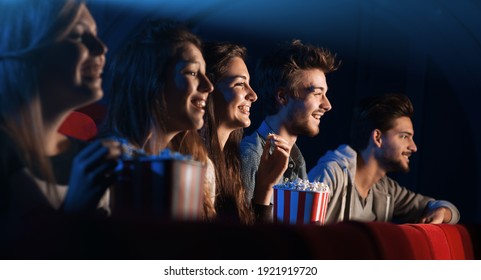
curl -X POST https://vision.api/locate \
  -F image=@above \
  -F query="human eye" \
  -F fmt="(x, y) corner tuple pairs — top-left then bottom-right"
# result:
(234, 82), (246, 88)
(308, 86), (324, 96)
(312, 91), (325, 98)
(182, 63), (202, 77)
(66, 24), (85, 42)
(182, 69), (198, 77)
(67, 31), (83, 42)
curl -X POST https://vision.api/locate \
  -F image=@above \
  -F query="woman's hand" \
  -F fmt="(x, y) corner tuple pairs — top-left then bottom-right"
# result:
(63, 140), (121, 214)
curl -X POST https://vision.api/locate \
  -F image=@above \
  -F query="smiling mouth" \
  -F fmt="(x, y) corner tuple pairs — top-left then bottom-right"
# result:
(238, 105), (250, 114)
(312, 113), (323, 120)
(81, 62), (104, 77)
(402, 153), (411, 162)
(192, 99), (206, 110)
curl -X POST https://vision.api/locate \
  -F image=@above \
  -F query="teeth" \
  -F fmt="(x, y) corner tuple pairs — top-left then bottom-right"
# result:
(195, 100), (206, 108)
(239, 105), (250, 113)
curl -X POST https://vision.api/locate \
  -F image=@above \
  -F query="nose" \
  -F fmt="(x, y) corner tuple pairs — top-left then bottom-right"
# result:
(321, 94), (332, 112)
(85, 34), (107, 56)
(409, 138), (418, 153)
(246, 84), (258, 102)
(199, 73), (214, 94)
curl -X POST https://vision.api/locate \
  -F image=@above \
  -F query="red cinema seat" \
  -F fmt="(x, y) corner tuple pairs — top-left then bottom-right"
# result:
(58, 111), (98, 141)
(296, 221), (381, 259)
(437, 224), (473, 259)
(363, 222), (415, 259)
(405, 224), (451, 259)
(398, 224), (433, 259)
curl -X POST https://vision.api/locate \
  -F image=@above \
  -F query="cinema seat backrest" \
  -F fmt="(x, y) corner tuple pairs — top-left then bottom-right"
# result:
(58, 111), (97, 141)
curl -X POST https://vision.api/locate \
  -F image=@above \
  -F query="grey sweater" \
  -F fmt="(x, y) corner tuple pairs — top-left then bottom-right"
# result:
(308, 144), (460, 224)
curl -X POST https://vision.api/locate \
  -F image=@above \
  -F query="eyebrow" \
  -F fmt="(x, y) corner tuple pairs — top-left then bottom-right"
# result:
(180, 61), (202, 67)
(308, 86), (327, 92)
(77, 21), (97, 34)
(399, 131), (414, 136)
(227, 75), (248, 80)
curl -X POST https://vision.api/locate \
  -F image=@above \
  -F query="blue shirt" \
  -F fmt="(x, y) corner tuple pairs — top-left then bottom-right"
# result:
(240, 121), (308, 203)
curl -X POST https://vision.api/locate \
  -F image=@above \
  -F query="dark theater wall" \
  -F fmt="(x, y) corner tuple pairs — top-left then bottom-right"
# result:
(88, 0), (481, 223)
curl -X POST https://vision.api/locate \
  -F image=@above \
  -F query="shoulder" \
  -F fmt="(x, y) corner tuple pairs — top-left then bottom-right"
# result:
(205, 157), (216, 174)
(308, 157), (344, 177)
(240, 132), (263, 155)
(241, 131), (262, 146)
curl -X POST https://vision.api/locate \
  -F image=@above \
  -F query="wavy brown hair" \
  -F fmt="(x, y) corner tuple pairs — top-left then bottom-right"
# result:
(104, 20), (202, 154)
(104, 20), (215, 220)
(201, 42), (253, 224)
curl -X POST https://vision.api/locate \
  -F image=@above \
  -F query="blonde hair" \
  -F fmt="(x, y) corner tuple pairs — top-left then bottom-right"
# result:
(0, 0), (84, 191)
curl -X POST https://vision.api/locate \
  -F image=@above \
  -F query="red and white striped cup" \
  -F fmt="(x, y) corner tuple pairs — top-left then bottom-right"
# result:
(273, 184), (329, 225)
(112, 157), (205, 221)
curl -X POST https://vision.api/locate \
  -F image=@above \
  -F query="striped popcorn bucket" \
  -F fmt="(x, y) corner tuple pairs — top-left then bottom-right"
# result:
(111, 158), (205, 221)
(273, 187), (330, 225)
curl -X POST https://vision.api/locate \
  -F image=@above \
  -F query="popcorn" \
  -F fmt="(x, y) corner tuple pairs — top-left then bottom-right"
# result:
(157, 148), (193, 161)
(273, 179), (330, 225)
(274, 178), (329, 193)
(110, 138), (205, 222)
(110, 135), (193, 161)
(268, 132), (276, 155)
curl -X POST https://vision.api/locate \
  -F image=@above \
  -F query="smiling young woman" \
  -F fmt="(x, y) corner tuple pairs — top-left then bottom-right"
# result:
(0, 0), (119, 222)
(103, 20), (216, 220)
(198, 42), (255, 223)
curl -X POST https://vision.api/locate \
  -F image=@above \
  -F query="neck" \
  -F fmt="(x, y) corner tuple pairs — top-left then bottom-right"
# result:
(354, 149), (386, 198)
(217, 124), (235, 151)
(265, 115), (297, 146)
(43, 111), (71, 156)
(145, 128), (177, 154)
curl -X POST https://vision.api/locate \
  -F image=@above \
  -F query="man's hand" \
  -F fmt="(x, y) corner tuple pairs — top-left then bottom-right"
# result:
(253, 134), (291, 205)
(419, 207), (452, 224)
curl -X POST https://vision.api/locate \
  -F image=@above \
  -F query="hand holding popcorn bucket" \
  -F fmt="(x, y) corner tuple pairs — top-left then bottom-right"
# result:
(273, 179), (330, 225)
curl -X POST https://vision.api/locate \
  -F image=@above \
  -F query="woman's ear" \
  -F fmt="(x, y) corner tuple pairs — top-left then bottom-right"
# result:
(372, 129), (383, 147)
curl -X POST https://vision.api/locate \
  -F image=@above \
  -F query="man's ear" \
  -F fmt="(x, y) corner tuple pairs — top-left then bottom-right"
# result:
(276, 88), (288, 106)
(372, 129), (382, 147)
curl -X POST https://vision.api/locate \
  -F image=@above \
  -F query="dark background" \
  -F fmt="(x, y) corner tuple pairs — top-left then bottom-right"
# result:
(88, 0), (481, 223)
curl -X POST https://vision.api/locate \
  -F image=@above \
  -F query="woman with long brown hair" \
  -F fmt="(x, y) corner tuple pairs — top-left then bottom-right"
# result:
(202, 42), (289, 223)
(103, 20), (216, 219)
